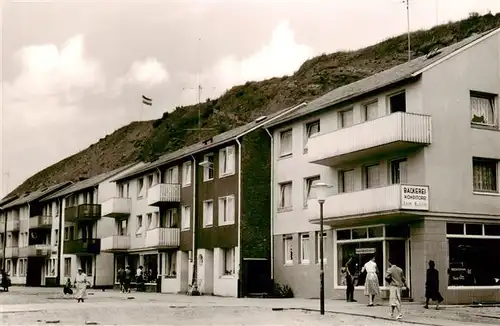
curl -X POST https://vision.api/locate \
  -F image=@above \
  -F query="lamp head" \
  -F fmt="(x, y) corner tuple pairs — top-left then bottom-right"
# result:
(199, 160), (213, 169)
(312, 182), (330, 203)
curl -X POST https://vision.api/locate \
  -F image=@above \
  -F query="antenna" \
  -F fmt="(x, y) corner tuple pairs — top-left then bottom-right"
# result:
(403, 0), (411, 61)
(3, 171), (10, 196)
(183, 38), (217, 141)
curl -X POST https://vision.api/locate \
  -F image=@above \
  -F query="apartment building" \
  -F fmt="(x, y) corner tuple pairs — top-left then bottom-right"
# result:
(0, 182), (71, 286)
(266, 28), (500, 304)
(0, 195), (19, 269)
(106, 106), (304, 297)
(40, 164), (143, 288)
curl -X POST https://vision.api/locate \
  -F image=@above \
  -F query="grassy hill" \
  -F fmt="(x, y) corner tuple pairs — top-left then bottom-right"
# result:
(8, 12), (500, 197)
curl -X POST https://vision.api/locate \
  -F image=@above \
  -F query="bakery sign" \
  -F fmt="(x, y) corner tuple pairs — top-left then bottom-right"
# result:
(401, 185), (429, 210)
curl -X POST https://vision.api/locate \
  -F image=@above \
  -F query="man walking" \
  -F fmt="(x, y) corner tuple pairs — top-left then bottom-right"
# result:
(385, 258), (407, 320)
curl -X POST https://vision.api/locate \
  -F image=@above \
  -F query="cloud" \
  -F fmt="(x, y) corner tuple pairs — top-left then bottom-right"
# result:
(5, 34), (105, 103)
(112, 57), (169, 95)
(191, 21), (314, 101)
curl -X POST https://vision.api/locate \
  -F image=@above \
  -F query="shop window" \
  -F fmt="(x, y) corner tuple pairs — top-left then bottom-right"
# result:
(485, 224), (500, 236)
(143, 254), (158, 283)
(465, 224), (482, 236)
(337, 241), (383, 287)
(337, 229), (351, 241)
(352, 228), (367, 239)
(115, 255), (126, 282)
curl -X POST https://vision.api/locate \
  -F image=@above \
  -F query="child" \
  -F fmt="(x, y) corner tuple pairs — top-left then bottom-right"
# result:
(341, 265), (356, 302)
(63, 277), (73, 295)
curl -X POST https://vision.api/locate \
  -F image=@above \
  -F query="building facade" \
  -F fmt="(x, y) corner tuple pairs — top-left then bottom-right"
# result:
(268, 29), (500, 304)
(108, 107), (303, 297)
(0, 183), (71, 286)
(40, 164), (143, 288)
(0, 195), (19, 271)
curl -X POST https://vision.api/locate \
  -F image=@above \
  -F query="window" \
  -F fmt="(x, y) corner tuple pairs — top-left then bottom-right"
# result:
(136, 215), (143, 237)
(118, 219), (127, 236)
(219, 146), (235, 177)
(447, 223), (500, 287)
(12, 259), (17, 276)
(162, 209), (177, 228)
(470, 92), (496, 126)
(147, 213), (153, 230)
(5, 259), (11, 274)
(203, 154), (214, 181)
(300, 233), (310, 264)
(182, 161), (192, 186)
(203, 200), (214, 227)
(364, 164), (380, 189)
(181, 206), (191, 230)
(284, 236), (293, 265)
(118, 184), (125, 197)
(363, 101), (378, 121)
(279, 129), (293, 156)
(81, 256), (92, 277)
(218, 195), (235, 225)
(147, 175), (154, 189)
(165, 251), (177, 277)
(339, 169), (355, 193)
(340, 109), (354, 128)
(222, 248), (235, 276)
(45, 258), (56, 276)
(278, 182), (292, 210)
(304, 120), (320, 151)
(473, 158), (498, 193)
(389, 91), (406, 113)
(164, 166), (178, 184)
(316, 231), (327, 264)
(137, 178), (144, 198)
(390, 158), (408, 184)
(19, 259), (26, 276)
(304, 176), (320, 206)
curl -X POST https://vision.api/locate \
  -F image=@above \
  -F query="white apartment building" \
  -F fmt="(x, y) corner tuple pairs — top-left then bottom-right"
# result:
(40, 163), (143, 287)
(266, 28), (500, 304)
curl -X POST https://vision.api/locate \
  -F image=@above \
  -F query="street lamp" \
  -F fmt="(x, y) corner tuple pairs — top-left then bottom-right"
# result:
(312, 182), (330, 315)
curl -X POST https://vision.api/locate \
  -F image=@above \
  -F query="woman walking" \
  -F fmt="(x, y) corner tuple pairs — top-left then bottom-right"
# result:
(361, 256), (380, 306)
(425, 260), (443, 309)
(74, 268), (90, 303)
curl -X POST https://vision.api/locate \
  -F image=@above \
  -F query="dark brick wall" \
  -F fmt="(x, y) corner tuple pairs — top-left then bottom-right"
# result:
(240, 129), (271, 259)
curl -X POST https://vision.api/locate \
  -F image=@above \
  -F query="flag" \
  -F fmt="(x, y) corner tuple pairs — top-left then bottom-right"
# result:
(142, 95), (152, 106)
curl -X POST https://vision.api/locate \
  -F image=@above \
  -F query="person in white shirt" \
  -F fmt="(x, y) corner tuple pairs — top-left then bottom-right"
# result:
(361, 256), (380, 306)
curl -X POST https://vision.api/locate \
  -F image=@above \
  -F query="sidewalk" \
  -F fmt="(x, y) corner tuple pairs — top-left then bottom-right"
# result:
(3, 287), (500, 326)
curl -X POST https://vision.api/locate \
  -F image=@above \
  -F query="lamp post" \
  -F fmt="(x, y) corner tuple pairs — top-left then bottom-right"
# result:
(312, 182), (330, 315)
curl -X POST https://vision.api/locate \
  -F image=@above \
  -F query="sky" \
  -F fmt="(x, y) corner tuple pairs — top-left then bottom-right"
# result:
(1, 0), (500, 197)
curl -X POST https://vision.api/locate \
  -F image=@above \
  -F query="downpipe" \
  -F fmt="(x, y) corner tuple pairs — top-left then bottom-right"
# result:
(188, 154), (200, 296)
(264, 128), (275, 283)
(235, 138), (242, 297)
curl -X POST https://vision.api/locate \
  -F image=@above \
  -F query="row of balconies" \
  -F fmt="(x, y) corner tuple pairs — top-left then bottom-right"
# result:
(0, 244), (56, 258)
(100, 227), (180, 252)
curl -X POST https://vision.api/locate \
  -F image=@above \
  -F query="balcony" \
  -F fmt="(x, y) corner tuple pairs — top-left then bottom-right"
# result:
(307, 184), (429, 225)
(307, 112), (432, 166)
(5, 246), (19, 258)
(101, 235), (130, 252)
(101, 198), (131, 218)
(65, 204), (101, 223)
(63, 238), (101, 255)
(144, 228), (180, 248)
(19, 244), (53, 257)
(6, 219), (20, 232)
(147, 184), (181, 206)
(29, 215), (53, 230)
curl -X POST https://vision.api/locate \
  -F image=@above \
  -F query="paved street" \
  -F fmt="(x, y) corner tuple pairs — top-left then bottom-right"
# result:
(1, 287), (500, 325)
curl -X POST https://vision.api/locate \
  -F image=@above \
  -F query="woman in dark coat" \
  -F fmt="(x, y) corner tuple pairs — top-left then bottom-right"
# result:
(425, 260), (443, 309)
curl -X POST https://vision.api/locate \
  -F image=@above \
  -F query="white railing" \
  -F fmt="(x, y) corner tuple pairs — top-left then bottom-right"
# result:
(101, 198), (131, 217)
(5, 246), (19, 257)
(101, 236), (131, 251)
(29, 216), (53, 229)
(145, 228), (180, 248)
(147, 184), (181, 205)
(6, 219), (20, 231)
(307, 184), (429, 221)
(307, 112), (432, 164)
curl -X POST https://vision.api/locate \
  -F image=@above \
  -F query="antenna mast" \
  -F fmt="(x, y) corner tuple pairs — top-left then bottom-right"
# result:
(404, 0), (411, 61)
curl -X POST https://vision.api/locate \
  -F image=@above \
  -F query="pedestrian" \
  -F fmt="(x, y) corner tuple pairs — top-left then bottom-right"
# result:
(63, 278), (73, 295)
(424, 260), (443, 310)
(124, 266), (132, 293)
(1, 269), (10, 292)
(385, 258), (407, 320)
(341, 257), (357, 302)
(136, 265), (144, 292)
(361, 256), (380, 306)
(74, 268), (90, 303)
(117, 267), (124, 292)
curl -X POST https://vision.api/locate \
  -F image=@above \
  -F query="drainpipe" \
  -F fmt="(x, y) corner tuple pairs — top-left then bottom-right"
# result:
(234, 138), (243, 298)
(93, 185), (98, 288)
(2, 210), (6, 269)
(57, 193), (72, 286)
(189, 154), (200, 295)
(264, 127), (274, 282)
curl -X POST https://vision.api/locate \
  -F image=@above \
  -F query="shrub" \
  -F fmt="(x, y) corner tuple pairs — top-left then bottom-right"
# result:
(273, 283), (294, 298)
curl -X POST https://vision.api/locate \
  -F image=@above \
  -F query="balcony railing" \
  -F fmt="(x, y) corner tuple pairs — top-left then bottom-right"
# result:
(29, 215), (53, 229)
(144, 228), (180, 248)
(6, 219), (20, 232)
(307, 112), (432, 166)
(307, 184), (429, 223)
(101, 198), (131, 218)
(101, 235), (131, 252)
(19, 244), (53, 257)
(63, 238), (101, 255)
(5, 246), (19, 258)
(147, 183), (181, 206)
(65, 204), (101, 223)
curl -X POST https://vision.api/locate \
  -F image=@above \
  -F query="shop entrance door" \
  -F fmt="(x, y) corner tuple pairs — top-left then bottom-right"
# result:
(386, 239), (410, 298)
